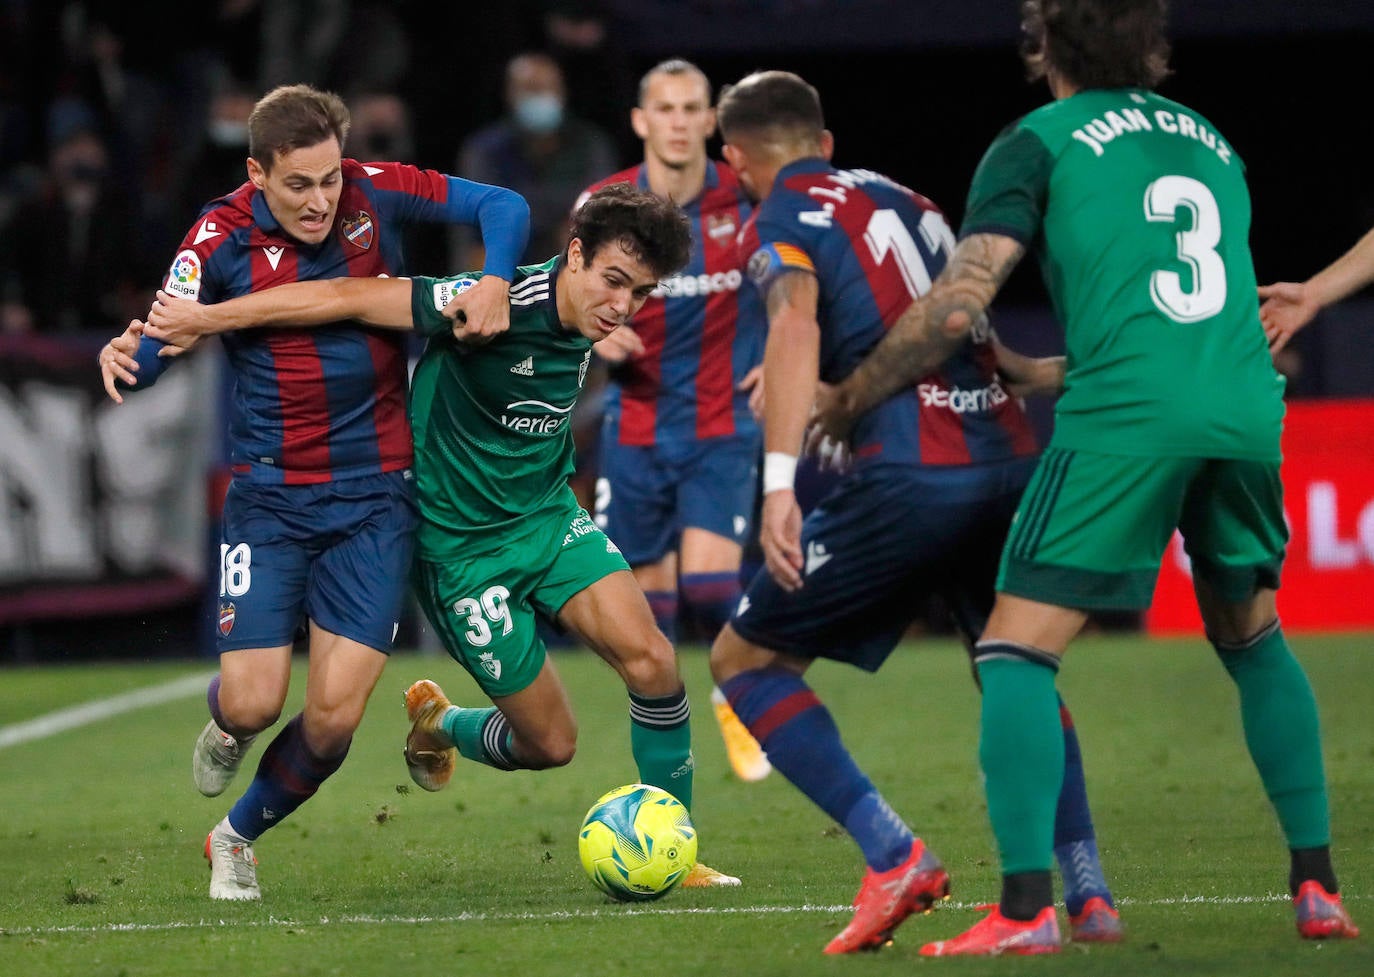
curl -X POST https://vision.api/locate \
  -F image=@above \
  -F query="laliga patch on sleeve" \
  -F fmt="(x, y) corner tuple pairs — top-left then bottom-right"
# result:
(432, 276), (477, 311)
(164, 250), (203, 299)
(746, 241), (815, 290)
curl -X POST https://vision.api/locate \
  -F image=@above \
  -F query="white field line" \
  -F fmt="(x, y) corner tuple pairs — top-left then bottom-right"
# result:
(3, 892), (1351, 937)
(0, 671), (216, 750)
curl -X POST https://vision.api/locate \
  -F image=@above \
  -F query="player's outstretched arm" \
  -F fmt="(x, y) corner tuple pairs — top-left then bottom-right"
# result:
(812, 232), (1025, 442)
(143, 278), (417, 354)
(1258, 226), (1374, 355)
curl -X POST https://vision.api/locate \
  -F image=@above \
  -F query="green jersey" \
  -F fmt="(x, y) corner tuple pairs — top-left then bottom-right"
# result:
(408, 258), (595, 559)
(963, 89), (1284, 460)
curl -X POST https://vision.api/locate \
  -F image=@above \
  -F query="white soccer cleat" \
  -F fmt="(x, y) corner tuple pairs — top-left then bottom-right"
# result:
(193, 719), (255, 797)
(205, 820), (261, 901)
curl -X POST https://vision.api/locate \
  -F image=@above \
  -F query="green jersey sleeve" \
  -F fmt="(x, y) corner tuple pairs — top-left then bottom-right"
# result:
(409, 273), (485, 338)
(961, 123), (1055, 244)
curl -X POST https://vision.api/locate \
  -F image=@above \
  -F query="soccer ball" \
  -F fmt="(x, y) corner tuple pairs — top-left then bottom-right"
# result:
(578, 784), (697, 901)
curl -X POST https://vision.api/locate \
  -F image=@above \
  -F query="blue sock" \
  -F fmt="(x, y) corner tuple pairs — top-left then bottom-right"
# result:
(1053, 696), (1113, 915)
(721, 667), (913, 871)
(227, 714), (347, 840)
(643, 590), (679, 643)
(680, 571), (741, 641)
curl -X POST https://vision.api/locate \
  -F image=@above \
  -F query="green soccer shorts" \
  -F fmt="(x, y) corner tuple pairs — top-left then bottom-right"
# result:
(997, 447), (1287, 611)
(412, 503), (630, 697)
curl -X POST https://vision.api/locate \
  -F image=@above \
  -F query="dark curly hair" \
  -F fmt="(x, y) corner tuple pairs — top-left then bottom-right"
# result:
(1021, 0), (1172, 91)
(567, 182), (692, 280)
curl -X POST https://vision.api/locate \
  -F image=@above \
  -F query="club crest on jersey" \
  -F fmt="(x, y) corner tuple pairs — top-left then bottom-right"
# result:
(478, 651), (502, 680)
(706, 212), (737, 244)
(165, 250), (203, 299)
(341, 211), (375, 250)
(218, 601), (236, 636)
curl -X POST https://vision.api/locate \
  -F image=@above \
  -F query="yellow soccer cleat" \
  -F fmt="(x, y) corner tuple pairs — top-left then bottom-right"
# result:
(710, 687), (771, 782)
(403, 679), (458, 792)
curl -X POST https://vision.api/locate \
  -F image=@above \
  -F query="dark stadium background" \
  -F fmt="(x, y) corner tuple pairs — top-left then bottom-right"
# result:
(3, 1), (1373, 661)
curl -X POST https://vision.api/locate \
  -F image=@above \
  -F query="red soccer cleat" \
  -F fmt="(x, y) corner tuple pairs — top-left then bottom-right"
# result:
(1069, 895), (1123, 942)
(920, 904), (1061, 957)
(1294, 880), (1360, 939)
(822, 839), (950, 954)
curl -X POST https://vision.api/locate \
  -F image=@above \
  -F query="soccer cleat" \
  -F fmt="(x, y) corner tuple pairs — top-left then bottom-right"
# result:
(205, 821), (260, 901)
(1294, 880), (1360, 939)
(1069, 896), (1124, 942)
(920, 904), (1061, 956)
(823, 839), (951, 954)
(403, 679), (458, 792)
(192, 719), (256, 797)
(710, 687), (771, 782)
(680, 861), (742, 888)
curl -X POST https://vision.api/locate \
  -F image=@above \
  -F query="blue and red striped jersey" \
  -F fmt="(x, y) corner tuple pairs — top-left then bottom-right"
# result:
(580, 162), (763, 446)
(136, 159), (527, 485)
(742, 158), (1037, 467)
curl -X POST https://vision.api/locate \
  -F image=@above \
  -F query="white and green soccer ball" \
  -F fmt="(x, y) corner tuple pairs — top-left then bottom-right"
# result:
(578, 784), (697, 901)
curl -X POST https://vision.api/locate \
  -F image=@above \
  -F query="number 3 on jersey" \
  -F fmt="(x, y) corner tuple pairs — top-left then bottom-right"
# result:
(451, 585), (514, 647)
(1145, 175), (1226, 323)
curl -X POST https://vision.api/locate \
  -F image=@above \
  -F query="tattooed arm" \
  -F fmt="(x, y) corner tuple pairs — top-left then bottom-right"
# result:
(812, 232), (1027, 440)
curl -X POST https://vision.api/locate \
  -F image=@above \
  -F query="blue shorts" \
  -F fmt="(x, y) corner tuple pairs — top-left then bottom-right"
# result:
(731, 457), (1036, 671)
(216, 470), (417, 653)
(594, 416), (760, 566)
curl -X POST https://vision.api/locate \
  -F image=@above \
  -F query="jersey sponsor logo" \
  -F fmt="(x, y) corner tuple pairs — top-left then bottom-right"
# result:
(501, 398), (574, 435)
(341, 210), (375, 250)
(805, 540), (833, 575)
(217, 601), (236, 636)
(262, 245), (285, 271)
(510, 356), (535, 376)
(653, 268), (743, 299)
(478, 651), (502, 681)
(165, 250), (203, 299)
(706, 212), (737, 244)
(432, 277), (476, 311)
(917, 378), (1010, 414)
(192, 218), (221, 246)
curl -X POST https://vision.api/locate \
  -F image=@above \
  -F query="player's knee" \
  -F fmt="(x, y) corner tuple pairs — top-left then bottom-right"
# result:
(524, 728), (578, 768)
(301, 703), (365, 755)
(709, 624), (771, 684)
(219, 695), (283, 734)
(619, 631), (680, 695)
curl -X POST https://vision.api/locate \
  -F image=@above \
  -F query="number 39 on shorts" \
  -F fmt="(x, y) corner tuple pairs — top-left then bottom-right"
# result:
(220, 543), (252, 598)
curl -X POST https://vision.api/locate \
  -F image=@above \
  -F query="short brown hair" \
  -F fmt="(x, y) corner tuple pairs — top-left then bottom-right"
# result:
(716, 70), (823, 146)
(1021, 0), (1171, 90)
(637, 58), (711, 106)
(568, 182), (691, 280)
(248, 84), (351, 172)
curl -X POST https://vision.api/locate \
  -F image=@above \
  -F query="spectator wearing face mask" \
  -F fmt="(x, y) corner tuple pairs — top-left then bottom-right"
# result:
(453, 52), (617, 268)
(0, 119), (148, 334)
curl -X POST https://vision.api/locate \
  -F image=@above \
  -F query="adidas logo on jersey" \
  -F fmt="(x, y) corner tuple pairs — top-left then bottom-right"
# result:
(510, 356), (535, 376)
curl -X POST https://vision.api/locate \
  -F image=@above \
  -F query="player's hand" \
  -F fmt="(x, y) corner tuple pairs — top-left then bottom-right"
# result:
(760, 489), (804, 592)
(593, 325), (643, 364)
(99, 319), (144, 403)
(801, 381), (851, 472)
(992, 336), (1065, 398)
(447, 275), (511, 344)
(143, 289), (217, 356)
(809, 380), (856, 448)
(739, 365), (764, 421)
(1257, 281), (1319, 356)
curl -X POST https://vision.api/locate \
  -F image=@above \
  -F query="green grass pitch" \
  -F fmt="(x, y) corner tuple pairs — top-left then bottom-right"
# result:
(1, 634), (1370, 976)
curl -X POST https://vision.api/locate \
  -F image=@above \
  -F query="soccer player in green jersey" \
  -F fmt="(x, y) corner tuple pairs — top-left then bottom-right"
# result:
(811, 0), (1358, 955)
(141, 183), (740, 888)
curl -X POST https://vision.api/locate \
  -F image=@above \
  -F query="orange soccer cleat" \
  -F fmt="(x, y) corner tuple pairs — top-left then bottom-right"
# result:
(823, 839), (950, 954)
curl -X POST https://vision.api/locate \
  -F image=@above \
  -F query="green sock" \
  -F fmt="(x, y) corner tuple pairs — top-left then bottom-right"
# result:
(628, 689), (694, 810)
(440, 705), (516, 770)
(1216, 626), (1329, 849)
(977, 656), (1063, 874)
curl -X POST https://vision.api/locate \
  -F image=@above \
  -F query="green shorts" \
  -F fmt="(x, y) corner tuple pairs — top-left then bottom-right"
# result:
(412, 503), (630, 697)
(998, 447), (1287, 611)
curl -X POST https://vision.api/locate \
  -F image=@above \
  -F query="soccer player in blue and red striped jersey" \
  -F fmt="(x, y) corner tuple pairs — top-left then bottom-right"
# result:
(97, 84), (528, 901)
(707, 71), (1118, 953)
(577, 60), (772, 783)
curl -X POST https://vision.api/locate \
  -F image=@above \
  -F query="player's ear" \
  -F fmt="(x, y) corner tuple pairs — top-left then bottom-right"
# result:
(567, 237), (584, 272)
(819, 130), (835, 162)
(246, 156), (267, 189)
(630, 106), (649, 141)
(704, 106), (718, 140)
(721, 142), (743, 172)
